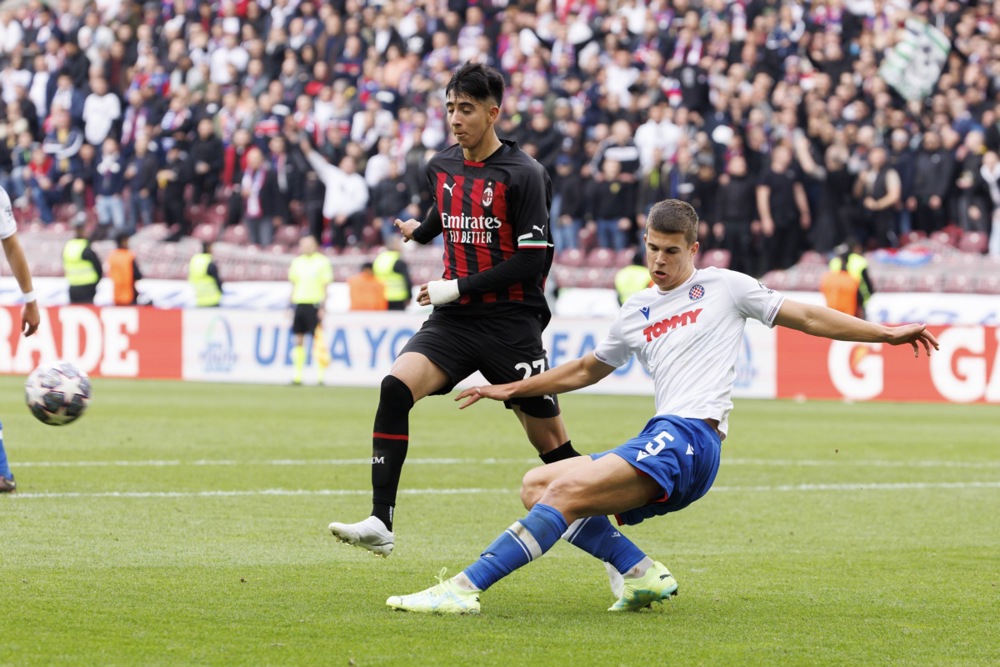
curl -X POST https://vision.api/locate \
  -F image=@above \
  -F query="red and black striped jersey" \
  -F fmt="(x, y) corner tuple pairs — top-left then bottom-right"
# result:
(420, 140), (554, 319)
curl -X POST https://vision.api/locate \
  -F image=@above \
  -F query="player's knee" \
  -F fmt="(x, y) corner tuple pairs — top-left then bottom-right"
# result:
(537, 475), (586, 516)
(520, 467), (550, 509)
(379, 375), (415, 413)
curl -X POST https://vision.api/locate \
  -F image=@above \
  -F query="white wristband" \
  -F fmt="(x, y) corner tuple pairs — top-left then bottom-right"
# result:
(426, 279), (460, 305)
(21, 290), (36, 303)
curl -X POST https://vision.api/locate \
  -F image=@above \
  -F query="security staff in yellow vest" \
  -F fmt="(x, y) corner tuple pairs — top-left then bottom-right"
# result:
(288, 234), (333, 385)
(188, 241), (223, 307)
(372, 238), (412, 311)
(828, 238), (874, 319)
(63, 223), (102, 304)
(614, 250), (652, 305)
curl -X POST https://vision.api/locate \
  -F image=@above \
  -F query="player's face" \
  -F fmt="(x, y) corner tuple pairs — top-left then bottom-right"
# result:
(446, 92), (498, 155)
(644, 229), (698, 291)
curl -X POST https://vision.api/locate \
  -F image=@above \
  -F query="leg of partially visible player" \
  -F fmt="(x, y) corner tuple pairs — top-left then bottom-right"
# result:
(0, 419), (15, 493)
(328, 352), (449, 556)
(386, 454), (672, 614)
(516, 408), (642, 596)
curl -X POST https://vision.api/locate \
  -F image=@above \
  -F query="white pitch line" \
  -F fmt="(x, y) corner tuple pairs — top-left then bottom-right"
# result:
(7, 480), (1000, 501)
(13, 457), (1000, 469)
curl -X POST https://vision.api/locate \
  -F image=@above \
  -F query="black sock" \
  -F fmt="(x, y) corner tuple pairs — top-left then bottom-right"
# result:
(540, 440), (581, 464)
(370, 376), (414, 531)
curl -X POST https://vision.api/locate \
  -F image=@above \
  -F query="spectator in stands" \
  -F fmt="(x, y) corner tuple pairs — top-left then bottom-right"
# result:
(81, 75), (120, 148)
(551, 155), (585, 252)
(371, 158), (415, 245)
(221, 127), (253, 229)
(42, 107), (83, 176)
(159, 144), (190, 242)
(714, 155), (758, 276)
(756, 143), (811, 272)
(974, 150), (1000, 257)
(188, 241), (223, 307)
(295, 128), (369, 250)
(108, 232), (142, 306)
(26, 142), (59, 224)
(887, 129), (916, 239)
(587, 159), (636, 251)
(93, 137), (126, 240)
(187, 117), (224, 207)
(62, 222), (101, 304)
(47, 71), (84, 126)
(124, 134), (157, 232)
(268, 133), (304, 227)
(240, 146), (280, 247)
(854, 146), (901, 249)
(589, 119), (641, 183)
(348, 262), (388, 311)
(910, 131), (955, 236)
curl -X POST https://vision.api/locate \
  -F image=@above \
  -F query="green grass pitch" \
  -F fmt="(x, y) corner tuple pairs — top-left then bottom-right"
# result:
(1, 377), (998, 667)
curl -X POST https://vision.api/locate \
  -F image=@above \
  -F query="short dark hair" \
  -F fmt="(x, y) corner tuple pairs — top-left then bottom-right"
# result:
(646, 199), (698, 245)
(445, 62), (504, 107)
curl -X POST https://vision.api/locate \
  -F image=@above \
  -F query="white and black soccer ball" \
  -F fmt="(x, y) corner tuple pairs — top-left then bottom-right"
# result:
(25, 362), (92, 426)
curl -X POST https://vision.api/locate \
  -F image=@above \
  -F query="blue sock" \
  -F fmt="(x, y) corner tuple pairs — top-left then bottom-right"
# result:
(0, 419), (11, 480)
(563, 516), (647, 574)
(463, 503), (568, 591)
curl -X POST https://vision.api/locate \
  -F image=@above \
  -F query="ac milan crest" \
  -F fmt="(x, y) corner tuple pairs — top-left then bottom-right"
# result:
(482, 185), (494, 207)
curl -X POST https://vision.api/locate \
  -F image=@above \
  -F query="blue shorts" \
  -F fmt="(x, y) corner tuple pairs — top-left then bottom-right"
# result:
(592, 415), (722, 526)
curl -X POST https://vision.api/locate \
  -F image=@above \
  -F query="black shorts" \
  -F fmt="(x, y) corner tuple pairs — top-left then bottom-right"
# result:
(400, 309), (560, 419)
(291, 303), (320, 335)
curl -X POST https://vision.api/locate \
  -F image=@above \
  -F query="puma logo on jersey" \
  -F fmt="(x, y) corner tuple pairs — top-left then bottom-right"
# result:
(442, 182), (456, 195)
(642, 308), (703, 342)
(532, 225), (544, 234)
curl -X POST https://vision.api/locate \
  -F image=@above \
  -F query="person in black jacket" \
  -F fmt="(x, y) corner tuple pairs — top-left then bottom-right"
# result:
(124, 134), (158, 232)
(186, 118), (224, 206)
(714, 155), (758, 275)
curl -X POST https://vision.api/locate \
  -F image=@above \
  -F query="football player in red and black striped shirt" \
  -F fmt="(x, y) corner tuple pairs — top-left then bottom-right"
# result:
(330, 65), (624, 579)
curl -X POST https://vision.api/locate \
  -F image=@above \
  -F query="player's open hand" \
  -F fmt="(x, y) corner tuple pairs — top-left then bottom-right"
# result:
(394, 218), (420, 242)
(455, 384), (513, 409)
(885, 323), (939, 358)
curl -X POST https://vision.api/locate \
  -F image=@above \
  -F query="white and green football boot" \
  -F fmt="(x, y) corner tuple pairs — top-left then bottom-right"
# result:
(387, 572), (481, 615)
(608, 560), (678, 612)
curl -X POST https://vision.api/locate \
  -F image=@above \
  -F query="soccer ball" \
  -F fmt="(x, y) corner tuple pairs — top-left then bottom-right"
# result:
(25, 362), (92, 426)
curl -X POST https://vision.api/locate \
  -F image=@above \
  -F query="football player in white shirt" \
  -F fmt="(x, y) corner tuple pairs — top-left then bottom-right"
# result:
(386, 199), (938, 615)
(0, 184), (40, 493)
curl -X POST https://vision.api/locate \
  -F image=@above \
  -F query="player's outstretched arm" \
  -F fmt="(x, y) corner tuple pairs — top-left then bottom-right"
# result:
(456, 353), (616, 409)
(774, 299), (939, 358)
(2, 234), (39, 337)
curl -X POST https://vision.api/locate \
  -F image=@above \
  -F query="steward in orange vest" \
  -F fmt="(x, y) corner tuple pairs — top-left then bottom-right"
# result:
(108, 233), (143, 305)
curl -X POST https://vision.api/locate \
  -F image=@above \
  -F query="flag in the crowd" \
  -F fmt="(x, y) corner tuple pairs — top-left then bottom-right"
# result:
(879, 18), (950, 102)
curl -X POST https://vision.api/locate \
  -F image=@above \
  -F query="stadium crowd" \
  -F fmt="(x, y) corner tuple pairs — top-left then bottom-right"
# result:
(1, 0), (999, 281)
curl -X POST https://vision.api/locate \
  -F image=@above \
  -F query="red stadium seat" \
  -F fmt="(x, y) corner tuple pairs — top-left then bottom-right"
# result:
(220, 224), (249, 245)
(958, 231), (987, 254)
(577, 226), (597, 254)
(556, 248), (585, 267)
(941, 273), (977, 293)
(699, 248), (732, 269)
(586, 247), (618, 268)
(193, 222), (219, 243)
(274, 224), (303, 249)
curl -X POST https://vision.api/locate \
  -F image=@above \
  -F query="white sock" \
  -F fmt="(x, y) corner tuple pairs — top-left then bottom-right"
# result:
(624, 556), (654, 579)
(452, 572), (481, 592)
